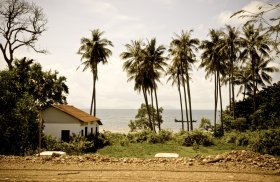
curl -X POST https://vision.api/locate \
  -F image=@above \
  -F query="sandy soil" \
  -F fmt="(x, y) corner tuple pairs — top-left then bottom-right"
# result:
(0, 151), (279, 181)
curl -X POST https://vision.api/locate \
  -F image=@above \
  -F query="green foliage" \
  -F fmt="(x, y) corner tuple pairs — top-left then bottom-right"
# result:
(252, 129), (280, 156)
(199, 117), (212, 131)
(129, 104), (163, 132)
(175, 130), (214, 147)
(226, 82), (280, 131)
(222, 129), (280, 156)
(0, 58), (68, 155)
(42, 134), (92, 155)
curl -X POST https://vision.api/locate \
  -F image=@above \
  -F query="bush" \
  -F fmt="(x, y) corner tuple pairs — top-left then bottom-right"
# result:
(252, 129), (280, 156)
(222, 130), (258, 147)
(102, 131), (126, 145)
(175, 130), (214, 147)
(42, 134), (94, 155)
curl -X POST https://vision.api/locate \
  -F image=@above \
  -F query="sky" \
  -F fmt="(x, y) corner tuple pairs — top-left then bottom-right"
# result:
(1, 0), (279, 110)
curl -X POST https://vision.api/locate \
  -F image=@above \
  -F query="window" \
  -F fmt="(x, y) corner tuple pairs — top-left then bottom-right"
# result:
(81, 129), (84, 136)
(91, 127), (93, 134)
(61, 130), (70, 142)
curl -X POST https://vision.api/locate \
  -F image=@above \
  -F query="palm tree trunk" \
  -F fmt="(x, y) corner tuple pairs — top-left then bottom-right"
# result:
(180, 62), (189, 131)
(154, 85), (161, 131)
(214, 71), (218, 135)
(182, 74), (189, 131)
(251, 53), (256, 112)
(143, 87), (153, 130)
(231, 59), (235, 119)
(232, 81), (235, 119)
(243, 84), (246, 101)
(218, 72), (224, 135)
(93, 75), (97, 116)
(186, 71), (193, 131)
(150, 88), (156, 132)
(90, 73), (95, 115)
(177, 74), (184, 130)
(229, 79), (231, 113)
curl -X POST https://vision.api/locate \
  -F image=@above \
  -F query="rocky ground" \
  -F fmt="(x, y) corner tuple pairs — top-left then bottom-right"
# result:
(0, 150), (279, 181)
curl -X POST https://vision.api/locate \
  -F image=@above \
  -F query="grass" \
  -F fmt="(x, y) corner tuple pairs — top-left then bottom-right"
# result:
(96, 141), (247, 158)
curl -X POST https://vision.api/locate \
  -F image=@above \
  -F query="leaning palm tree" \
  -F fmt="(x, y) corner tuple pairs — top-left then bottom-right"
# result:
(169, 30), (199, 131)
(240, 24), (270, 112)
(200, 29), (227, 135)
(77, 29), (113, 116)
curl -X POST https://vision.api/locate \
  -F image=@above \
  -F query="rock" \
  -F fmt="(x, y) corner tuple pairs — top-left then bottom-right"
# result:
(155, 153), (179, 158)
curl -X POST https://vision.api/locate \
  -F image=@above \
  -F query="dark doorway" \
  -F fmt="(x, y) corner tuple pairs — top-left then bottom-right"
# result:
(61, 130), (70, 142)
(85, 127), (88, 136)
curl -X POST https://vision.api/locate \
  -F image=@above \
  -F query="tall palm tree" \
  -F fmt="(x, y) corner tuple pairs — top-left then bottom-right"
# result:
(220, 25), (241, 119)
(120, 40), (153, 130)
(200, 29), (226, 135)
(77, 29), (113, 116)
(169, 30), (199, 131)
(121, 39), (166, 132)
(142, 38), (166, 131)
(166, 58), (184, 130)
(240, 24), (270, 112)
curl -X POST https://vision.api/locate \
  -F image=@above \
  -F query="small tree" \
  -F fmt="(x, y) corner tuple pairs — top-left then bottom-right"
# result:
(199, 117), (212, 131)
(129, 104), (163, 132)
(0, 0), (47, 69)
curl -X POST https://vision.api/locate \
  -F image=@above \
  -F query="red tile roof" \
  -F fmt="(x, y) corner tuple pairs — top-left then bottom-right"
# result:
(52, 105), (102, 125)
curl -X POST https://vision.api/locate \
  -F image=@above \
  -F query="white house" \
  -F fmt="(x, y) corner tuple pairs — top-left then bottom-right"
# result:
(42, 105), (102, 142)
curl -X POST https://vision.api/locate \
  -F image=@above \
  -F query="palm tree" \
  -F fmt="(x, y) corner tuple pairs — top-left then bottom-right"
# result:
(240, 24), (270, 112)
(77, 29), (113, 116)
(142, 38), (167, 131)
(169, 30), (199, 131)
(166, 58), (184, 130)
(121, 39), (166, 132)
(235, 65), (253, 100)
(120, 40), (154, 130)
(200, 29), (226, 135)
(220, 25), (241, 119)
(255, 57), (279, 89)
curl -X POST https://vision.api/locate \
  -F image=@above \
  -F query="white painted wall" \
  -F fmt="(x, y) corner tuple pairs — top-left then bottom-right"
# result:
(43, 123), (99, 139)
(42, 107), (100, 140)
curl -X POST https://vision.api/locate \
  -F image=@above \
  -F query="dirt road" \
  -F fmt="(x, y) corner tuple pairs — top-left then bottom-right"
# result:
(0, 151), (279, 181)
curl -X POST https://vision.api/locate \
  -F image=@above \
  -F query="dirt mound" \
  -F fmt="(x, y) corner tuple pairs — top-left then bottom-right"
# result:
(0, 150), (279, 171)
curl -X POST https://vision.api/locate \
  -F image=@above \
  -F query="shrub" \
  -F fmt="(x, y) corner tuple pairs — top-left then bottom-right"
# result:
(42, 134), (95, 155)
(222, 130), (258, 147)
(252, 129), (280, 156)
(175, 130), (214, 147)
(126, 129), (173, 144)
(102, 131), (126, 145)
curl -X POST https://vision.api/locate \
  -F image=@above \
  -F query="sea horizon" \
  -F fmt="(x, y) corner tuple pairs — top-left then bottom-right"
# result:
(83, 109), (220, 133)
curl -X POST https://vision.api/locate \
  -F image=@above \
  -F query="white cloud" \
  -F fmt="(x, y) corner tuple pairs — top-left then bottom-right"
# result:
(216, 1), (267, 26)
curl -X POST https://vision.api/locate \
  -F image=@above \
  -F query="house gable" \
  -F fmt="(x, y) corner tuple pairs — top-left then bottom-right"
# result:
(43, 107), (81, 124)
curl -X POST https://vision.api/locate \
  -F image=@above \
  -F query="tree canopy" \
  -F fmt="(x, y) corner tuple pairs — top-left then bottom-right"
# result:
(0, 0), (47, 69)
(0, 58), (68, 155)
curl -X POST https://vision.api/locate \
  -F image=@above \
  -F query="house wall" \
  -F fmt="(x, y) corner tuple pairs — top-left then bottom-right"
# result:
(42, 107), (100, 140)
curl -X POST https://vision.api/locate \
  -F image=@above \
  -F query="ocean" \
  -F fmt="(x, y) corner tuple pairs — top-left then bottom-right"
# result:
(89, 109), (216, 133)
